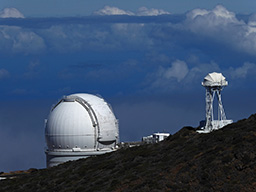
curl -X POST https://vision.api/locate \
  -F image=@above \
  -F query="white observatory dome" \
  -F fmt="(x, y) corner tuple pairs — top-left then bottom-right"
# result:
(45, 93), (119, 167)
(202, 72), (228, 87)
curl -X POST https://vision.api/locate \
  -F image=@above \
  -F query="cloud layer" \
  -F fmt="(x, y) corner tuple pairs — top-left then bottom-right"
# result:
(93, 6), (171, 16)
(0, 5), (255, 94)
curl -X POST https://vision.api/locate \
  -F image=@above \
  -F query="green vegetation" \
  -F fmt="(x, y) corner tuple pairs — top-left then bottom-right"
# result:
(1, 114), (256, 191)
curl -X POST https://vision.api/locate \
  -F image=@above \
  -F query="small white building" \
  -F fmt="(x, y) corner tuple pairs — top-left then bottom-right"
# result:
(142, 133), (170, 144)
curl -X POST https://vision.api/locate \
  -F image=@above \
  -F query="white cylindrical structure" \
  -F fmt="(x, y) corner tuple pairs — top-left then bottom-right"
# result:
(45, 93), (119, 167)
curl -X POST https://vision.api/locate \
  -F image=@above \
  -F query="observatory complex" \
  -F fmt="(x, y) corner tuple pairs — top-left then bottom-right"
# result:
(198, 72), (233, 133)
(45, 93), (119, 167)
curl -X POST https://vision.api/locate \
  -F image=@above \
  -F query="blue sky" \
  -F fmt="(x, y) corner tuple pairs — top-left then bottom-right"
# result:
(0, 2), (256, 172)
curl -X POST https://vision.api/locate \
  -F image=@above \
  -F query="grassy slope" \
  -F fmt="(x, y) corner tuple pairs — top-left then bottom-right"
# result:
(1, 114), (256, 192)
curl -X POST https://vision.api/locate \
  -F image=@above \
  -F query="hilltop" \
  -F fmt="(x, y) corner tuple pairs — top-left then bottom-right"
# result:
(1, 114), (256, 192)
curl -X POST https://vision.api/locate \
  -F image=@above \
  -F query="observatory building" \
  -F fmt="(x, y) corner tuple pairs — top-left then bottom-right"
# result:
(198, 72), (233, 133)
(45, 93), (119, 167)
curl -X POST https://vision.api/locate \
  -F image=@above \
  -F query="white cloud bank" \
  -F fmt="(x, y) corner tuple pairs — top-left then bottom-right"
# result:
(161, 60), (188, 82)
(89, 5), (256, 58)
(93, 6), (134, 16)
(148, 58), (256, 92)
(1, 4), (256, 57)
(0, 8), (24, 18)
(93, 6), (170, 16)
(0, 26), (45, 54)
(137, 7), (170, 16)
(229, 62), (256, 79)
(187, 5), (237, 22)
(0, 5), (255, 57)
(149, 60), (189, 91)
(185, 5), (256, 55)
(1, 5), (256, 88)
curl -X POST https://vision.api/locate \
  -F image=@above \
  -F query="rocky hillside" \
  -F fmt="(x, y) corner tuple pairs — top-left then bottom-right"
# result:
(1, 114), (256, 192)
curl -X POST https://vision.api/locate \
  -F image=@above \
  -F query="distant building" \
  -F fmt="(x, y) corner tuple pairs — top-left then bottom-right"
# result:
(142, 133), (170, 144)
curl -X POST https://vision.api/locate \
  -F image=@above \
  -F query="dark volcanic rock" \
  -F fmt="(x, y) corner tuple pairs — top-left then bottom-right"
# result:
(1, 114), (256, 192)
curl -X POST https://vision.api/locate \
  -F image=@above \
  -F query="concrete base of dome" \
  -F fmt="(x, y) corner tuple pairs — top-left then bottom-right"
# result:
(45, 148), (116, 168)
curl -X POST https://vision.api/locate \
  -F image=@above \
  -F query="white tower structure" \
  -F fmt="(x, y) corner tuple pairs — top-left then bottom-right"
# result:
(198, 72), (233, 133)
(45, 93), (119, 167)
